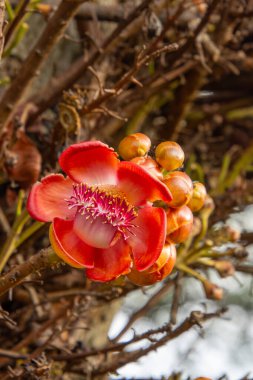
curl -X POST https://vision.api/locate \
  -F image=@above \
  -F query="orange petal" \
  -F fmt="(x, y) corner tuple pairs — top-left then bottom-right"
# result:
(128, 244), (176, 286)
(50, 218), (95, 268)
(86, 238), (132, 282)
(128, 207), (166, 271)
(147, 243), (176, 273)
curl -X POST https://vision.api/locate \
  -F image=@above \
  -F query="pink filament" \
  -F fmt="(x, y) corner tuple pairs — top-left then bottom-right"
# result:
(66, 183), (138, 238)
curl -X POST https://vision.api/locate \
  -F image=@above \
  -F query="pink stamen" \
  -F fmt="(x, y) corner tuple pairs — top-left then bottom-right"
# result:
(66, 183), (138, 239)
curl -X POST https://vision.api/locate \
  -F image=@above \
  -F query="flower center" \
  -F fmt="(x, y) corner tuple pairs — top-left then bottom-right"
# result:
(66, 183), (138, 239)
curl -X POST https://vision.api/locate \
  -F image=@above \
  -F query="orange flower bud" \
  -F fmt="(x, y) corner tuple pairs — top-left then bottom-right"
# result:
(131, 156), (163, 179)
(155, 141), (184, 171)
(214, 260), (235, 278)
(203, 280), (223, 300)
(188, 182), (207, 212)
(166, 205), (193, 243)
(35, 4), (53, 16)
(163, 171), (193, 208)
(118, 133), (151, 160)
(127, 244), (176, 286)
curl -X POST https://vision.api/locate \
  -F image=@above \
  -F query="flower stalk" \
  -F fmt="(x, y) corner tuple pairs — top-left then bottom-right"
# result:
(176, 262), (207, 283)
(0, 209), (30, 273)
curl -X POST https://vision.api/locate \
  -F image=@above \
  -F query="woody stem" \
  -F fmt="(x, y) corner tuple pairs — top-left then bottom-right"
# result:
(0, 246), (62, 297)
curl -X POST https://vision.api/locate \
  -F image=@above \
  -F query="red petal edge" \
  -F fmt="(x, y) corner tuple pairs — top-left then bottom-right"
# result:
(117, 161), (172, 206)
(128, 206), (166, 271)
(27, 174), (75, 222)
(59, 141), (119, 185)
(50, 218), (95, 268)
(86, 238), (132, 282)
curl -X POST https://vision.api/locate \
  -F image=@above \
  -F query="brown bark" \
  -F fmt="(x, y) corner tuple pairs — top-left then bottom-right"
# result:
(4, 0), (30, 47)
(0, 247), (61, 297)
(77, 2), (126, 23)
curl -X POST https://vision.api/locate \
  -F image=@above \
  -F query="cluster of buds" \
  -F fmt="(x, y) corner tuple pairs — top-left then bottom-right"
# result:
(118, 133), (207, 286)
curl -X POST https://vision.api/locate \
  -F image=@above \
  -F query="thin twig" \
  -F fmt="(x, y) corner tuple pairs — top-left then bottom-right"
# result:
(0, 0), (5, 60)
(0, 206), (11, 234)
(0, 349), (27, 360)
(90, 308), (227, 377)
(170, 272), (183, 325)
(0, 302), (70, 368)
(168, 0), (220, 65)
(235, 265), (253, 275)
(80, 43), (179, 116)
(112, 279), (174, 342)
(26, 0), (153, 124)
(4, 0), (31, 47)
(76, 2), (126, 23)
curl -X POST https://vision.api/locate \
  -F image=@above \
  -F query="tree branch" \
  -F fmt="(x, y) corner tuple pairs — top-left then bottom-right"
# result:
(167, 0), (220, 65)
(112, 279), (174, 342)
(0, 247), (61, 297)
(76, 2), (126, 23)
(90, 308), (227, 377)
(26, 0), (153, 125)
(0, 0), (87, 133)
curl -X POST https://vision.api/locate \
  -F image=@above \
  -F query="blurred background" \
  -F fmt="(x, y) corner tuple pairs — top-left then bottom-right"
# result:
(0, 1), (253, 379)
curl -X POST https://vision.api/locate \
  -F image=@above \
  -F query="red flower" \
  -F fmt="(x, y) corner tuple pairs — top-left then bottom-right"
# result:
(27, 141), (172, 282)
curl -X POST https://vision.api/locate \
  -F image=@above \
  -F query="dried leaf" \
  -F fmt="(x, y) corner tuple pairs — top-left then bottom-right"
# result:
(4, 130), (41, 189)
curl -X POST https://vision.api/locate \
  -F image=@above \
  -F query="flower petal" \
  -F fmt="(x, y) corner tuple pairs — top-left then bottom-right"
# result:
(27, 174), (75, 222)
(86, 238), (132, 282)
(50, 218), (95, 268)
(128, 207), (166, 271)
(117, 161), (172, 206)
(59, 141), (119, 185)
(73, 212), (117, 249)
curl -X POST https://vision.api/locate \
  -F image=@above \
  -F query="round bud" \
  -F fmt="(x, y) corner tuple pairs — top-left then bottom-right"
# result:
(202, 280), (223, 300)
(118, 133), (151, 160)
(214, 260), (235, 278)
(163, 171), (193, 208)
(131, 156), (163, 180)
(127, 244), (176, 286)
(187, 182), (207, 212)
(166, 205), (193, 243)
(155, 141), (184, 171)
